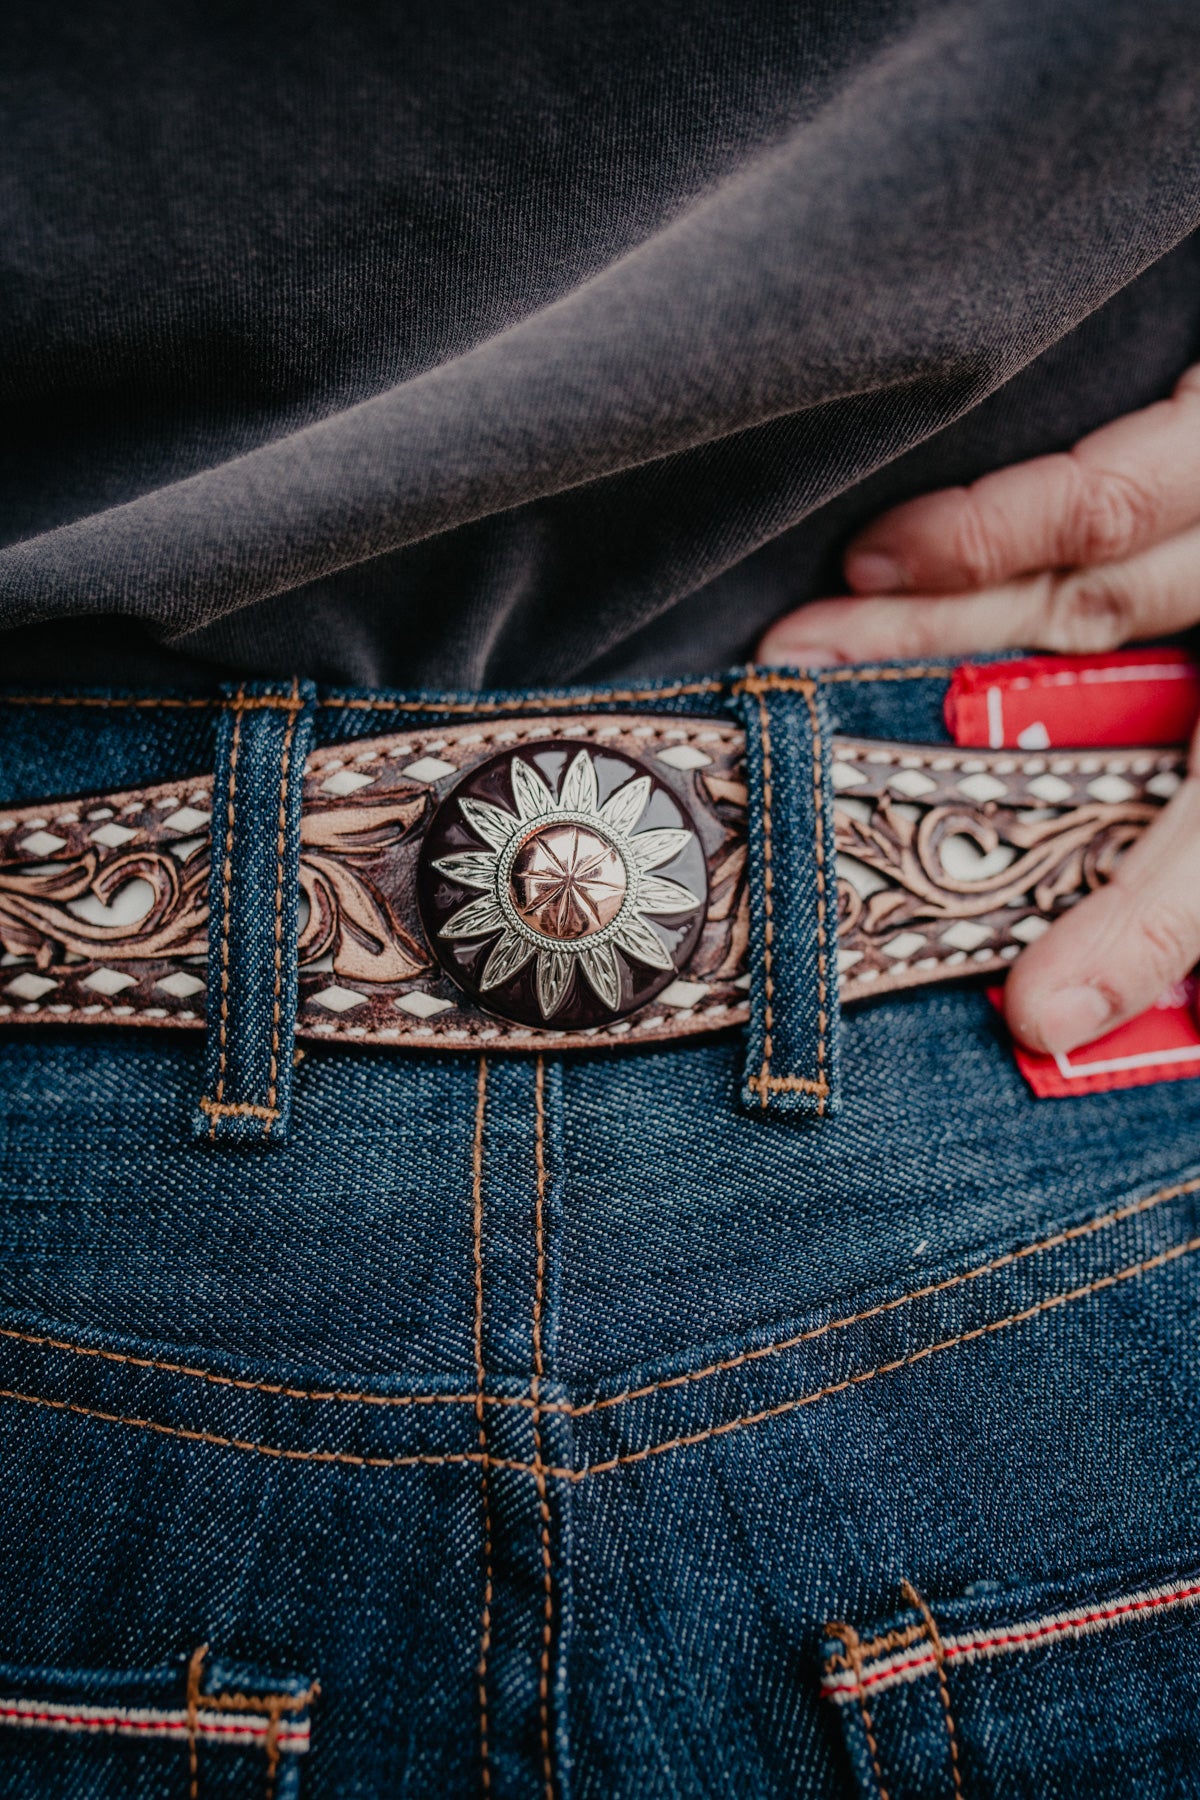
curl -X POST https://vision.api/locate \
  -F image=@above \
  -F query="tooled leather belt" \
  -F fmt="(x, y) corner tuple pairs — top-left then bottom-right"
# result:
(0, 711), (1182, 1052)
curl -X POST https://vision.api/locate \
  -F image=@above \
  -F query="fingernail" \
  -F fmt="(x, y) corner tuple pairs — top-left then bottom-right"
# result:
(1033, 985), (1114, 1054)
(845, 551), (906, 594)
(757, 643), (841, 668)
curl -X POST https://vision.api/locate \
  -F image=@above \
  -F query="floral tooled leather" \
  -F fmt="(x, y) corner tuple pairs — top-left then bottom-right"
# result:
(0, 718), (1183, 1050)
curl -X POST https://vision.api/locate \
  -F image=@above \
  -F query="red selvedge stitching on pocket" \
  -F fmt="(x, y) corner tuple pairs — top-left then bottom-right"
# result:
(823, 1572), (1200, 1705)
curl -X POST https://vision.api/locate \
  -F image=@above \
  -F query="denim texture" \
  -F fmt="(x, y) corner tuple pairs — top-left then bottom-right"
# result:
(1, 664), (1199, 1795)
(737, 675), (839, 1119)
(196, 681), (316, 1144)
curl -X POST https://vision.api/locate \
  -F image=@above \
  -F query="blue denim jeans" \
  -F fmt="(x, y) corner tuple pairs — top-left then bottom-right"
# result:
(1, 665), (1200, 1798)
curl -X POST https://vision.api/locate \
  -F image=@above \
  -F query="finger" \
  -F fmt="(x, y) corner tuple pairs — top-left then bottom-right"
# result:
(756, 517), (1200, 666)
(1004, 744), (1200, 1055)
(842, 363), (1200, 595)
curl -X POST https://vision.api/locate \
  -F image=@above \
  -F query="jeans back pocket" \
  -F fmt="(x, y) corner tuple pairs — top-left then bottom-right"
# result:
(0, 1645), (316, 1799)
(823, 1557), (1200, 1798)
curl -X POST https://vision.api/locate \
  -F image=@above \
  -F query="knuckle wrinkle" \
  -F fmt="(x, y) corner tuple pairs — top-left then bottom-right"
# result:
(1067, 459), (1161, 566)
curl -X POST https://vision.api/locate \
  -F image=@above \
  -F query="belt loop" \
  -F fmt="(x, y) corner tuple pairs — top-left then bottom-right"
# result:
(733, 669), (840, 1120)
(195, 678), (317, 1145)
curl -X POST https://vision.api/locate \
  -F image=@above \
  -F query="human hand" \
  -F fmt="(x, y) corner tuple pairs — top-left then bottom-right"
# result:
(757, 366), (1200, 1056)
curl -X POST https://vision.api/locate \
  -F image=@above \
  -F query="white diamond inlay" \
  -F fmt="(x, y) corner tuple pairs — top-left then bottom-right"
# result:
(1016, 721), (1051, 750)
(1026, 775), (1074, 805)
(321, 770), (377, 797)
(887, 768), (938, 798)
(165, 807), (211, 832)
(838, 948), (864, 970)
(19, 831), (66, 856)
(942, 921), (995, 952)
(1146, 770), (1182, 799)
(311, 985), (368, 1012)
(156, 971), (206, 999)
(1087, 774), (1136, 803)
(656, 744), (713, 771)
(6, 973), (56, 1001)
(1011, 915), (1050, 943)
(957, 773), (1008, 803)
(658, 979), (710, 1009)
(90, 822), (138, 849)
(396, 990), (455, 1019)
(401, 757), (458, 782)
(832, 761), (867, 791)
(84, 968), (137, 995)
(882, 931), (928, 960)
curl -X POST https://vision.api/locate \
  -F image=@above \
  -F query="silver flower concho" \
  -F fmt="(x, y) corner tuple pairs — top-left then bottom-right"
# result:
(433, 748), (703, 1020)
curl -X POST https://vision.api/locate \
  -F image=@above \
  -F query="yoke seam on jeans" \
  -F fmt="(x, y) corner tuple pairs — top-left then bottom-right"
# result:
(560, 1174), (1200, 1415)
(264, 682), (301, 1135)
(472, 1059), (493, 1794)
(826, 1623), (890, 1800)
(901, 1583), (963, 1800)
(3, 1174), (1196, 1415)
(573, 1233), (1200, 1476)
(4, 1233), (1196, 1480)
(531, 1057), (555, 1800)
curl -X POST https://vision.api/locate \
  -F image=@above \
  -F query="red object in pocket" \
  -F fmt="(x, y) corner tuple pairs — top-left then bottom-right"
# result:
(989, 983), (1200, 1098)
(945, 649), (1200, 749)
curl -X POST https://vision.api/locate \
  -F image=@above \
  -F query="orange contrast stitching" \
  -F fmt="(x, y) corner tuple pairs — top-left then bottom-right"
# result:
(6, 1233), (1196, 1479)
(573, 1233), (1200, 1477)
(0, 660), (957, 716)
(264, 682), (301, 1136)
(472, 1059), (494, 1792)
(563, 1175), (1200, 1415)
(197, 1099), (280, 1123)
(4, 1175), (1195, 1416)
(825, 1623), (926, 1672)
(826, 1623), (890, 1800)
(318, 682), (724, 715)
(186, 1643), (206, 1800)
(0, 696), (216, 709)
(901, 1582), (963, 1800)
(204, 690), (244, 1139)
(531, 1058), (555, 1800)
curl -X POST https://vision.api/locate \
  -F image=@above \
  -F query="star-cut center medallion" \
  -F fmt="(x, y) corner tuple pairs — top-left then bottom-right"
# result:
(510, 823), (627, 939)
(417, 738), (709, 1030)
